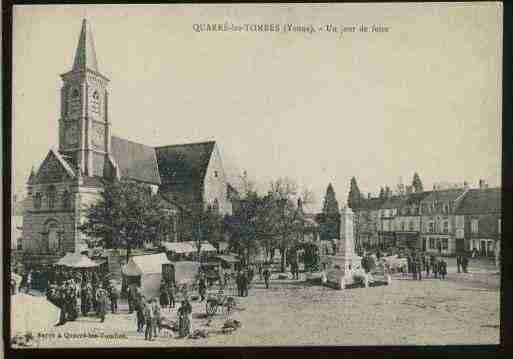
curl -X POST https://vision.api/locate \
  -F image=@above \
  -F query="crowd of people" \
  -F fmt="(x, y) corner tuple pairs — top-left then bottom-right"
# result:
(44, 268), (118, 325)
(404, 252), (448, 280)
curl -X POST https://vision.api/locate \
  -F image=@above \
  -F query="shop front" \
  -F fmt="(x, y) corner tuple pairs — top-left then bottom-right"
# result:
(395, 232), (420, 250)
(469, 238), (496, 257)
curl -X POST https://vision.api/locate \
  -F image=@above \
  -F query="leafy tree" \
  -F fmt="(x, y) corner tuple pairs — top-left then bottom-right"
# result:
(190, 205), (226, 262)
(79, 180), (175, 262)
(318, 183), (340, 241)
(266, 178), (313, 272)
(347, 177), (362, 210)
(412, 172), (424, 192)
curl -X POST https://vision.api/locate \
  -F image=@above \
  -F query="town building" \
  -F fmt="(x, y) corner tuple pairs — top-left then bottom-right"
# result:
(352, 179), (501, 256)
(454, 184), (501, 257)
(21, 19), (235, 262)
(394, 191), (432, 250)
(354, 196), (383, 250)
(419, 187), (467, 255)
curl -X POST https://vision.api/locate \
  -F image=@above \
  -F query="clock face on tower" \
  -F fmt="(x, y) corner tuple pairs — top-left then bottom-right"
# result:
(92, 123), (105, 149)
(64, 123), (79, 147)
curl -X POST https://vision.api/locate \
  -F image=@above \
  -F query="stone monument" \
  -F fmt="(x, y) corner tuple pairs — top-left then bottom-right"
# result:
(331, 206), (361, 272)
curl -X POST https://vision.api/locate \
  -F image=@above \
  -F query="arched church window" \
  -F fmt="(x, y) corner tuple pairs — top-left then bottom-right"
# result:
(47, 185), (57, 210)
(62, 190), (71, 209)
(34, 193), (42, 209)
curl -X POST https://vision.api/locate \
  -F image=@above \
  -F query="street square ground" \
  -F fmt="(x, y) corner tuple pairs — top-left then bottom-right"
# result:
(28, 259), (500, 347)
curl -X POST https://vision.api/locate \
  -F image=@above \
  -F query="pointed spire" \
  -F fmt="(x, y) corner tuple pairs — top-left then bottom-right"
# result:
(27, 166), (36, 185)
(72, 19), (99, 72)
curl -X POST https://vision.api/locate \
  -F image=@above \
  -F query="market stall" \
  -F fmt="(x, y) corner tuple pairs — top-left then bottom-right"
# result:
(122, 253), (171, 299)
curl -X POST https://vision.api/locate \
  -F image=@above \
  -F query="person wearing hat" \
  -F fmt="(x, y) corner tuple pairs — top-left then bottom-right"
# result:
(263, 267), (271, 289)
(109, 283), (119, 314)
(95, 284), (108, 322)
(135, 294), (146, 333)
(151, 298), (162, 337)
(143, 299), (155, 341)
(177, 298), (192, 338)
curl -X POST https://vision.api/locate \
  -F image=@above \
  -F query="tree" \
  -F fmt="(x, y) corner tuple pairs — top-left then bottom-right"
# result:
(318, 183), (340, 241)
(322, 183), (339, 215)
(79, 180), (175, 262)
(412, 172), (424, 193)
(191, 205), (225, 262)
(266, 178), (314, 273)
(385, 186), (392, 198)
(347, 177), (362, 210)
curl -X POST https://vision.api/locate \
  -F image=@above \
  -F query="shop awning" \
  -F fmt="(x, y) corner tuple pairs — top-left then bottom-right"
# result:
(215, 254), (240, 264)
(183, 241), (217, 253)
(56, 253), (99, 268)
(162, 241), (196, 254)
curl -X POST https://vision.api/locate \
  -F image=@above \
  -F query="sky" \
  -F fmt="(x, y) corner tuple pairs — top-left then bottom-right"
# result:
(12, 3), (502, 212)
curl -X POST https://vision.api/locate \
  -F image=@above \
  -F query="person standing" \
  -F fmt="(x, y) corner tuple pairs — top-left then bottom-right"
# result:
(198, 274), (207, 302)
(236, 270), (243, 297)
(406, 254), (412, 276)
(462, 255), (469, 273)
(56, 284), (68, 326)
(128, 284), (138, 314)
(243, 270), (249, 297)
(263, 267), (271, 289)
(417, 254), (423, 281)
(439, 259), (447, 280)
(159, 283), (169, 311)
(109, 284), (119, 314)
(424, 254), (430, 278)
(177, 299), (192, 338)
(96, 285), (108, 322)
(135, 294), (145, 333)
(152, 298), (162, 338)
(432, 255), (438, 279)
(411, 255), (417, 280)
(168, 284), (176, 309)
(25, 270), (33, 294)
(456, 254), (462, 273)
(143, 299), (154, 341)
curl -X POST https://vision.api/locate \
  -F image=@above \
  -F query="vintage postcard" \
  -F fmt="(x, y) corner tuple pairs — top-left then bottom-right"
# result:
(8, 3), (502, 348)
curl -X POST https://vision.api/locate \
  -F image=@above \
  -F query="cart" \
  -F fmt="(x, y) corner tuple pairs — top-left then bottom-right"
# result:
(205, 288), (236, 317)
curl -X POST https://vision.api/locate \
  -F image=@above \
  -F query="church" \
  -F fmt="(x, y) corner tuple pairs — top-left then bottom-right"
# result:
(21, 19), (236, 258)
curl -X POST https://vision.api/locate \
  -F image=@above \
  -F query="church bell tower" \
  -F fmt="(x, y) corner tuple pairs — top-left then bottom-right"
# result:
(59, 19), (111, 177)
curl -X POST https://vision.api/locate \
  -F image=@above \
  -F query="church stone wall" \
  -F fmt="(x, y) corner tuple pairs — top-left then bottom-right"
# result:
(203, 145), (232, 215)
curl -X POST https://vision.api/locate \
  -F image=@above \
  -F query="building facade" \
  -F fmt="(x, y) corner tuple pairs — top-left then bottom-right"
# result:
(454, 187), (501, 256)
(21, 19), (234, 258)
(352, 181), (500, 256)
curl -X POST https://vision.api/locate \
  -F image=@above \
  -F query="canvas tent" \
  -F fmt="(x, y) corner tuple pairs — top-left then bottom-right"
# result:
(56, 253), (99, 268)
(122, 253), (171, 299)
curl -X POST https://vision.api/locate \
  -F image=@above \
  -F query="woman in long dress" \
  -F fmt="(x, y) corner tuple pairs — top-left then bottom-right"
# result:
(177, 299), (192, 338)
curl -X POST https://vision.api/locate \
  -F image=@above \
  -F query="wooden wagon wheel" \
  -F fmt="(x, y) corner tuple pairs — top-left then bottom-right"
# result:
(206, 299), (218, 316)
